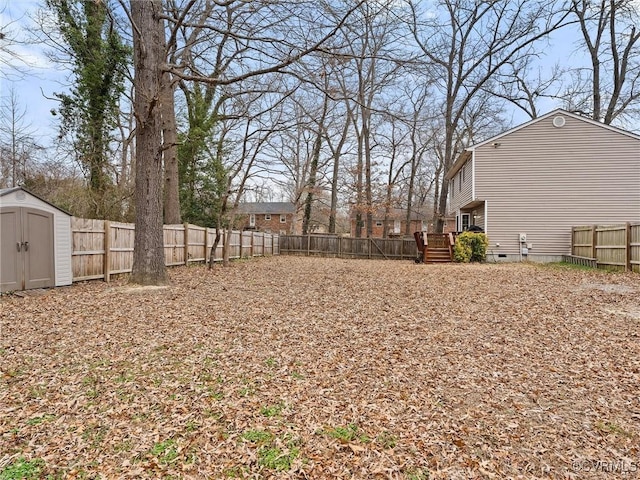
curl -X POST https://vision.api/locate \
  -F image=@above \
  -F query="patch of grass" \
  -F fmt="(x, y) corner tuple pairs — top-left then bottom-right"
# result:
(26, 414), (56, 426)
(291, 371), (304, 380)
(595, 421), (633, 437)
(185, 420), (199, 432)
(238, 385), (255, 397)
(543, 261), (596, 271)
(0, 457), (44, 480)
(325, 423), (370, 443)
(404, 467), (430, 480)
(207, 389), (224, 400)
(223, 466), (247, 478)
(257, 445), (300, 471)
(82, 424), (108, 449)
(241, 429), (273, 444)
(28, 385), (47, 399)
(265, 357), (278, 368)
(113, 440), (133, 453)
(376, 431), (397, 449)
(260, 403), (284, 417)
(114, 372), (134, 383)
(150, 439), (179, 465)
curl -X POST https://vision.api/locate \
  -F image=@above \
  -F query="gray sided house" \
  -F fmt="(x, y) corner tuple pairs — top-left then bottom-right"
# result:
(446, 109), (640, 262)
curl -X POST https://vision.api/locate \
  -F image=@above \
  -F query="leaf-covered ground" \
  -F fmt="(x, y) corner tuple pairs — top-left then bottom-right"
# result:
(1, 257), (639, 479)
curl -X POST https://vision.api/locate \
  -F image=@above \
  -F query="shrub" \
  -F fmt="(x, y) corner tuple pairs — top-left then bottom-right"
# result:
(453, 232), (488, 263)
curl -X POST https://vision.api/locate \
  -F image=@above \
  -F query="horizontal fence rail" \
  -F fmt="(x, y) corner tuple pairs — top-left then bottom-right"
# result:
(279, 234), (418, 261)
(568, 222), (639, 272)
(72, 218), (279, 282)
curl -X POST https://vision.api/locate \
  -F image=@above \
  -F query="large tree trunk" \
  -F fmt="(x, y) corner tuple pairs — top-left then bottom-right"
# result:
(130, 0), (167, 285)
(162, 73), (181, 224)
(160, 12), (181, 225)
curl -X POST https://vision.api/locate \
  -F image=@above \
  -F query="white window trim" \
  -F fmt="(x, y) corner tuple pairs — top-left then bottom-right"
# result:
(280, 214), (287, 223)
(249, 214), (256, 227)
(265, 214), (271, 220)
(484, 200), (488, 233)
(471, 151), (476, 200)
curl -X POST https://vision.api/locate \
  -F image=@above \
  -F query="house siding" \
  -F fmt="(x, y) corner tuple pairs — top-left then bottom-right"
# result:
(449, 159), (474, 229)
(474, 114), (640, 259)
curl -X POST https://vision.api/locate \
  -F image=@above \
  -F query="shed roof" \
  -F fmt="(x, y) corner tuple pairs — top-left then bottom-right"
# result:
(0, 187), (72, 215)
(236, 202), (296, 215)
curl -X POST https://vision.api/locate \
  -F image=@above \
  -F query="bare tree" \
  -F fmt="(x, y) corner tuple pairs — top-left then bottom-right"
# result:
(566, 0), (640, 124)
(489, 56), (567, 120)
(0, 1), (34, 80)
(336, 1), (410, 237)
(408, 0), (571, 232)
(0, 86), (42, 188)
(123, 0), (364, 283)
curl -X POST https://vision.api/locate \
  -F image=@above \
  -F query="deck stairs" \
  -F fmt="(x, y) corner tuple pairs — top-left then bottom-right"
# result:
(414, 232), (456, 264)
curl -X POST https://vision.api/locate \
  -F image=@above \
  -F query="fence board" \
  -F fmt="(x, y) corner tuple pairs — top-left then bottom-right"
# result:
(569, 223), (639, 272)
(71, 218), (105, 281)
(71, 219), (279, 281)
(279, 234), (418, 261)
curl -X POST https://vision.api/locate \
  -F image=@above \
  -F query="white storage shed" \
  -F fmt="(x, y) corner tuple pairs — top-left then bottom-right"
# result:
(0, 187), (73, 292)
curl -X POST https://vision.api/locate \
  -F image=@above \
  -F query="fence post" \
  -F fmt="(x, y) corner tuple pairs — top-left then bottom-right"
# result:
(626, 222), (632, 272)
(592, 225), (598, 261)
(307, 234), (311, 256)
(571, 227), (575, 256)
(184, 222), (190, 265)
(103, 220), (111, 283)
(205, 228), (210, 264)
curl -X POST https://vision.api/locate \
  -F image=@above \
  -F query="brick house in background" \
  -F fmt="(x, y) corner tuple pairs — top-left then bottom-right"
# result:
(349, 208), (431, 237)
(236, 202), (298, 234)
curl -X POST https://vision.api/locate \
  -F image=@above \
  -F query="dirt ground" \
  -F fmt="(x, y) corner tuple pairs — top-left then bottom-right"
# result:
(1, 256), (639, 479)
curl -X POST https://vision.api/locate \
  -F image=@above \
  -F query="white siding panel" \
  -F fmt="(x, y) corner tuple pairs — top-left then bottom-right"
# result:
(475, 115), (640, 257)
(54, 214), (72, 286)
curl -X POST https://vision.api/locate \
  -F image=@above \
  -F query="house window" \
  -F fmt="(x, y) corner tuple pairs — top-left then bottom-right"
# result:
(462, 163), (466, 182)
(376, 221), (383, 227)
(280, 214), (286, 223)
(393, 220), (401, 234)
(461, 213), (470, 231)
(265, 214), (271, 220)
(451, 178), (455, 197)
(249, 214), (256, 227)
(459, 171), (462, 191)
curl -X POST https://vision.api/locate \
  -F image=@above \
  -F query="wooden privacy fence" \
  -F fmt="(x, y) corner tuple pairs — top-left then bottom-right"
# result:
(570, 223), (640, 272)
(71, 218), (279, 282)
(279, 234), (418, 261)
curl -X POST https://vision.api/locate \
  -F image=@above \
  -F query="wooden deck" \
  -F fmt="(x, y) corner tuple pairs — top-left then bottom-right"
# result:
(413, 232), (457, 263)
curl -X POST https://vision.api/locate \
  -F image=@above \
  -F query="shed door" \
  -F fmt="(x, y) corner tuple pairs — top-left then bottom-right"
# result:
(0, 207), (55, 292)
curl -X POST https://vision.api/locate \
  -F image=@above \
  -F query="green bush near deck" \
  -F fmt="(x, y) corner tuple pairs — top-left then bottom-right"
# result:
(453, 232), (488, 263)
